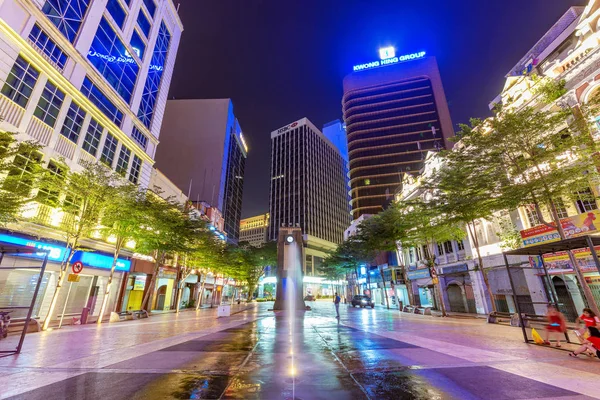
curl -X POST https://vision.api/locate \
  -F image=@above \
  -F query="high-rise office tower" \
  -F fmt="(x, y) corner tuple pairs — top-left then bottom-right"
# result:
(155, 99), (247, 242)
(269, 118), (350, 272)
(322, 119), (348, 162)
(343, 48), (454, 220)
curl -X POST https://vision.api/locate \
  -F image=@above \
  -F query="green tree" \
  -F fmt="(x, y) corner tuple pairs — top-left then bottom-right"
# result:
(96, 183), (147, 324)
(0, 131), (44, 225)
(136, 193), (190, 312)
(455, 95), (600, 315)
(230, 241), (277, 302)
(42, 162), (119, 330)
(392, 200), (464, 316)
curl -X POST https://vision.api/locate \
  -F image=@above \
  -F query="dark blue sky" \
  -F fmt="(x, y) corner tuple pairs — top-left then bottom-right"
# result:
(168, 0), (584, 218)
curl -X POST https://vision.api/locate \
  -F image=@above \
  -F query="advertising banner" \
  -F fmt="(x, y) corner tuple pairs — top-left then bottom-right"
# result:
(520, 210), (600, 247)
(529, 246), (600, 273)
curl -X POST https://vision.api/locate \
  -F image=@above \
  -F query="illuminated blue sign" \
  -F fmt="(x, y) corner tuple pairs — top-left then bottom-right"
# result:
(0, 233), (130, 272)
(407, 268), (431, 280)
(353, 50), (426, 72)
(71, 251), (131, 272)
(0, 233), (66, 261)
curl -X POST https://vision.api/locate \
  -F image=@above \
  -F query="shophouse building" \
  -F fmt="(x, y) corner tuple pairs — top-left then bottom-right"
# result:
(489, 2), (600, 320)
(0, 0), (182, 324)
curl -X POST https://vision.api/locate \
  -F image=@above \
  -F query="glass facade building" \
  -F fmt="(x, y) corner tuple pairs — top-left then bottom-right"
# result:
(342, 56), (454, 220)
(155, 99), (248, 243)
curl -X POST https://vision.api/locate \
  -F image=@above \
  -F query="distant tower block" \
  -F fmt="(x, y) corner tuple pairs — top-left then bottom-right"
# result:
(273, 227), (306, 311)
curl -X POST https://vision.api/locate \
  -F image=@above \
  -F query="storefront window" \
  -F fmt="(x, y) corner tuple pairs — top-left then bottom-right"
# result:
(0, 269), (49, 318)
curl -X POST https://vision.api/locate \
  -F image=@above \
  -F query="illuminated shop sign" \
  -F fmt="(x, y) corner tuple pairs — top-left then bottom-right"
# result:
(87, 51), (163, 72)
(353, 48), (426, 72)
(0, 233), (130, 271)
(276, 121), (299, 134)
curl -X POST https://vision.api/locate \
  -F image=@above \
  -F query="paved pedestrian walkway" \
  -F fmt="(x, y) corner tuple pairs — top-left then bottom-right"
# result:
(0, 301), (598, 399)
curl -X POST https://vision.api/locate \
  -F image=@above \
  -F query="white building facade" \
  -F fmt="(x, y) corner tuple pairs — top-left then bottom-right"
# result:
(0, 0), (182, 324)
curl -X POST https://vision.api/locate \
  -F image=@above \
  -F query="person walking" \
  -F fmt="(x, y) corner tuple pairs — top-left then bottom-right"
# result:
(334, 292), (341, 319)
(544, 304), (567, 347)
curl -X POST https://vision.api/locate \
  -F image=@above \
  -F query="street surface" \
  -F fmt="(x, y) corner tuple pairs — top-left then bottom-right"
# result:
(0, 302), (599, 399)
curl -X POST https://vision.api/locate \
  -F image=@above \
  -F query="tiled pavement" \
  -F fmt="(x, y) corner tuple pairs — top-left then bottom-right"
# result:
(0, 302), (599, 399)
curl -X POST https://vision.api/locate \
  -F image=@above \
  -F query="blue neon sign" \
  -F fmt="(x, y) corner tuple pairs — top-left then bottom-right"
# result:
(0, 233), (130, 272)
(353, 50), (426, 72)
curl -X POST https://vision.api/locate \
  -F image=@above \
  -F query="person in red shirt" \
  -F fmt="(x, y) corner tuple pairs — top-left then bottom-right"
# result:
(570, 327), (600, 359)
(544, 304), (567, 347)
(575, 308), (600, 339)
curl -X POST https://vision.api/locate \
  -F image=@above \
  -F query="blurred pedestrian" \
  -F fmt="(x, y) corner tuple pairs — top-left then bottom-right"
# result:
(544, 304), (566, 347)
(570, 327), (600, 359)
(575, 308), (600, 339)
(334, 292), (341, 319)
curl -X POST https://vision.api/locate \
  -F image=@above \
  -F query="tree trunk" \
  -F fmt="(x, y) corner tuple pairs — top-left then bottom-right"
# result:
(141, 253), (163, 313)
(175, 281), (183, 313)
(42, 246), (76, 330)
(196, 274), (206, 310)
(549, 201), (600, 316)
(380, 266), (390, 309)
(429, 244), (447, 317)
(97, 243), (122, 324)
(467, 221), (496, 313)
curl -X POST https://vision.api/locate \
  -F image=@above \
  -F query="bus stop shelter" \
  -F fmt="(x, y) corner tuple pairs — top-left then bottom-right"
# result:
(502, 235), (600, 344)
(0, 244), (48, 355)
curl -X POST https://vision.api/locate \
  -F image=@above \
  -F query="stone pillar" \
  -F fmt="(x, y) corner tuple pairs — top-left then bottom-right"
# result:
(273, 227), (306, 311)
(469, 268), (489, 314)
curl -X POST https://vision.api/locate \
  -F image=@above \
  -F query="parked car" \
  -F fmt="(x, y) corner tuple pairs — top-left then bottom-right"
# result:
(351, 295), (375, 308)
(304, 294), (315, 301)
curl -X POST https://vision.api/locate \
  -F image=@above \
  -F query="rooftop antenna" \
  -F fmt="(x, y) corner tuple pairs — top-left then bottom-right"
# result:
(187, 179), (192, 199)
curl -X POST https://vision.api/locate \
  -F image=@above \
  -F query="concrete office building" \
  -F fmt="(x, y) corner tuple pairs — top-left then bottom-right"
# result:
(155, 99), (247, 242)
(239, 213), (269, 247)
(269, 118), (350, 284)
(343, 49), (454, 220)
(0, 0), (182, 322)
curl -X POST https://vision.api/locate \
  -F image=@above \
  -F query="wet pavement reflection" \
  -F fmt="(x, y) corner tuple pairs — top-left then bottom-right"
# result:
(3, 303), (591, 399)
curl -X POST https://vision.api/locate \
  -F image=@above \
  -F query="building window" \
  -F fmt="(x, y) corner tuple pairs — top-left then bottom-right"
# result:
(525, 205), (540, 227)
(129, 155), (141, 183)
(142, 0), (156, 17)
(33, 80), (65, 127)
(131, 126), (148, 149)
(36, 160), (66, 206)
(87, 17), (139, 103)
(443, 241), (453, 254)
(4, 145), (42, 197)
(60, 101), (86, 143)
(82, 118), (103, 156)
(457, 240), (465, 251)
(1, 56), (39, 108)
(106, 0), (127, 28)
(553, 198), (569, 219)
(81, 76), (124, 126)
(138, 22), (171, 128)
(437, 242), (444, 255)
(115, 146), (130, 174)
(100, 133), (118, 166)
(130, 30), (145, 59)
(28, 24), (67, 70)
(575, 188), (598, 213)
(137, 11), (151, 37)
(42, 0), (91, 43)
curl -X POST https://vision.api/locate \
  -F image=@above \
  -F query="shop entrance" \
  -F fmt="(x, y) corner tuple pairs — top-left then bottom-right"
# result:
(447, 284), (466, 312)
(552, 276), (577, 322)
(156, 285), (167, 310)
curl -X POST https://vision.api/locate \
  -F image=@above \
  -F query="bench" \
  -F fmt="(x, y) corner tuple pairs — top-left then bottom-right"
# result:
(402, 305), (432, 315)
(7, 317), (40, 334)
(110, 310), (149, 323)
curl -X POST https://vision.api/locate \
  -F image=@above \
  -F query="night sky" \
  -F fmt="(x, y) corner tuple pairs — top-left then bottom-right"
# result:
(168, 0), (584, 218)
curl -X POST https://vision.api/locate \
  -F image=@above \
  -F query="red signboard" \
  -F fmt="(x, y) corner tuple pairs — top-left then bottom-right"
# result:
(72, 261), (83, 274)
